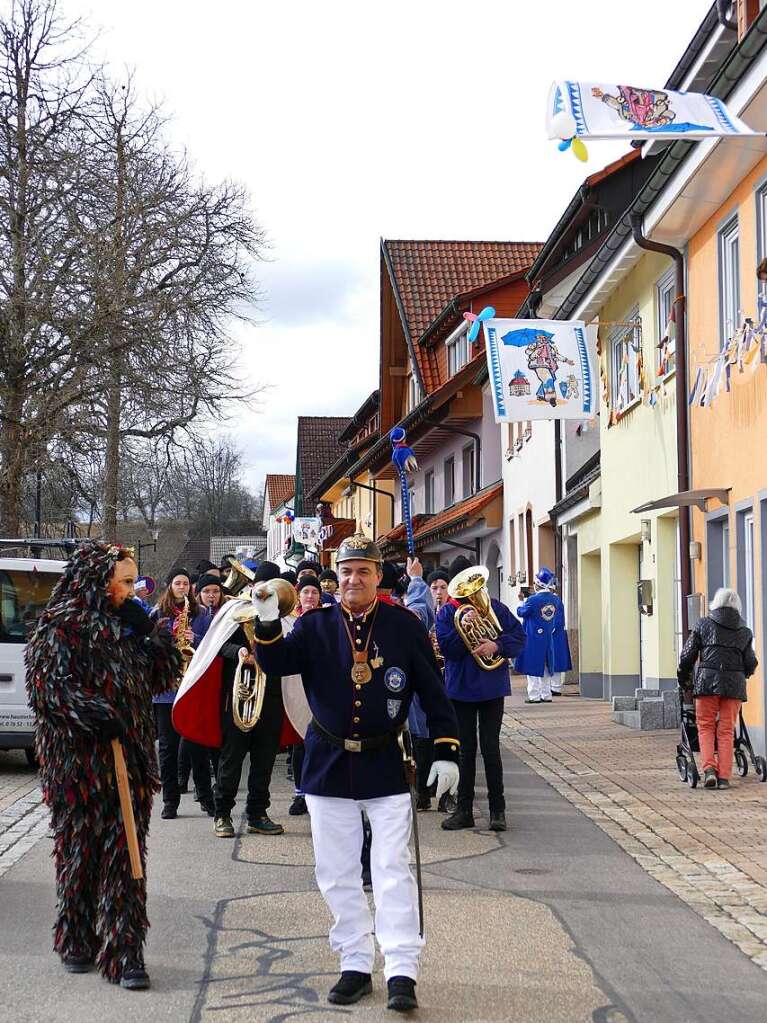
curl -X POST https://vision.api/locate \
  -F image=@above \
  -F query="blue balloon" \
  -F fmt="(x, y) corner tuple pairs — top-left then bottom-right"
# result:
(558, 138), (572, 151)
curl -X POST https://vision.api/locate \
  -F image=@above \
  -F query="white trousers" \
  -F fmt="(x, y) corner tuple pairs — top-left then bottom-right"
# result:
(305, 792), (424, 980)
(527, 669), (562, 700)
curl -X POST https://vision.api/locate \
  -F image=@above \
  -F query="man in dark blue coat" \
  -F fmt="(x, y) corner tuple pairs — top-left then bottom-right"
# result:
(436, 563), (525, 833)
(515, 567), (572, 702)
(252, 534), (459, 1014)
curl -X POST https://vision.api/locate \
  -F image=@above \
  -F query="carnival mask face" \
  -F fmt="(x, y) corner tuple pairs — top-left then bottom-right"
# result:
(108, 558), (138, 608)
(171, 575), (190, 601)
(339, 560), (382, 611)
(199, 584), (221, 609)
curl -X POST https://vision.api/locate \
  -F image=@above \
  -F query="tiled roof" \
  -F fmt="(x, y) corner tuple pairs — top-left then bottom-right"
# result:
(265, 474), (295, 510)
(319, 518), (358, 551)
(378, 482), (503, 552)
(296, 416), (351, 513)
(415, 482), (502, 544)
(383, 240), (542, 343)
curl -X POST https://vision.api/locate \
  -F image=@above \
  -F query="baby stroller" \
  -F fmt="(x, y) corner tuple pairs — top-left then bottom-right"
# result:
(675, 688), (767, 788)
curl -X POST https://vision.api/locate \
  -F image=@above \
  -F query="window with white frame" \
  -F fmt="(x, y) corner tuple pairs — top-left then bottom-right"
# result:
(407, 371), (422, 412)
(444, 455), (455, 507)
(656, 269), (676, 376)
(462, 444), (475, 498)
(424, 470), (435, 514)
(744, 511), (755, 630)
(757, 184), (767, 308)
(447, 326), (470, 376)
(609, 309), (641, 413)
(718, 215), (740, 346)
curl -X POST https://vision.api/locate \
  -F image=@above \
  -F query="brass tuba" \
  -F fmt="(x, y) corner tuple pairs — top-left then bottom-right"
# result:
(222, 556), (257, 597)
(229, 578), (298, 732)
(447, 565), (506, 672)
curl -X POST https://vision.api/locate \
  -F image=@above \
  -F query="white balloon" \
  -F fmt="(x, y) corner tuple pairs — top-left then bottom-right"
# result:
(551, 110), (577, 139)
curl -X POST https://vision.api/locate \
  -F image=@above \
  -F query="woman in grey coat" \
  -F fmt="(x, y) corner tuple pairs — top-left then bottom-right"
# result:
(678, 588), (758, 790)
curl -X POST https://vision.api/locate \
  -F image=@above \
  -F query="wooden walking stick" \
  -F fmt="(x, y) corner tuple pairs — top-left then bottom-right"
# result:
(111, 739), (144, 880)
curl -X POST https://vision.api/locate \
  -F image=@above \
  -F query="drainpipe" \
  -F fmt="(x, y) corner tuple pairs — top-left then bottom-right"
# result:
(629, 213), (691, 639)
(716, 0), (737, 32)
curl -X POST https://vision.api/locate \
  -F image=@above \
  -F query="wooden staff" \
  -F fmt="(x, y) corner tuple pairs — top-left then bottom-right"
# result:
(111, 739), (144, 880)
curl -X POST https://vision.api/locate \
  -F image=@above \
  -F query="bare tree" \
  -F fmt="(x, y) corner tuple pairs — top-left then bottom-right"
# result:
(69, 77), (267, 539)
(0, 0), (95, 534)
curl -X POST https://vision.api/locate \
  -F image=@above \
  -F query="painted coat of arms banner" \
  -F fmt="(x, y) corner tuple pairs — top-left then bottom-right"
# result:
(547, 81), (757, 141)
(482, 319), (596, 422)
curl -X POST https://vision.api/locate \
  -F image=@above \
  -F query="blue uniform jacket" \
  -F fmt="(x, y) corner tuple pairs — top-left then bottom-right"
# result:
(436, 599), (525, 703)
(514, 591), (572, 677)
(254, 600), (459, 799)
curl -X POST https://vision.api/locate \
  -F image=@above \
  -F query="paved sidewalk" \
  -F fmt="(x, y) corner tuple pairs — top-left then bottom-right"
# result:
(503, 684), (767, 972)
(0, 751), (46, 879)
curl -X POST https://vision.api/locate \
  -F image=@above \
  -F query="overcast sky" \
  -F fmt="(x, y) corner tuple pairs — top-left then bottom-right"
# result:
(65, 0), (711, 493)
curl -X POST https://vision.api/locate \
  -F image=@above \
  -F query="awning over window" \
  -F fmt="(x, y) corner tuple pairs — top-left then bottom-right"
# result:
(631, 489), (730, 514)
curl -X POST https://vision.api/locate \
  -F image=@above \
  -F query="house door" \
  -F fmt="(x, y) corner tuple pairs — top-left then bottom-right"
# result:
(639, 544), (648, 687)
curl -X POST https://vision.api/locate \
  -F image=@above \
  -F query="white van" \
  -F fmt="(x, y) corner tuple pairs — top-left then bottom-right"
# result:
(0, 556), (65, 763)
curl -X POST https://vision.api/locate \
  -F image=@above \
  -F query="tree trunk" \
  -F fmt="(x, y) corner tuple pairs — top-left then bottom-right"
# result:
(0, 383), (26, 535)
(101, 127), (127, 542)
(102, 352), (122, 541)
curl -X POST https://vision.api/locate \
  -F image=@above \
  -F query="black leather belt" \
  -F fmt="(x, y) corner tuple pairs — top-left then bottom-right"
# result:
(310, 717), (398, 753)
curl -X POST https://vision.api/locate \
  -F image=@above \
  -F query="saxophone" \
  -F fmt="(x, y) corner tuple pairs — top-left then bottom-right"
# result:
(174, 596), (195, 682)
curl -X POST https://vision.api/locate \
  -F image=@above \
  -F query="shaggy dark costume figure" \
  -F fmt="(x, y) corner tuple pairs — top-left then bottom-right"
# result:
(25, 541), (180, 984)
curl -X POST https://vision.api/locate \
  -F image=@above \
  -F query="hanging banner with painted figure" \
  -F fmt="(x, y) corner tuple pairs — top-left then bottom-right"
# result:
(547, 81), (758, 159)
(482, 319), (596, 422)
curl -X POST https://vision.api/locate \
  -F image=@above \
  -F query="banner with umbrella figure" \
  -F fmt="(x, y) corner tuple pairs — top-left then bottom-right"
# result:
(482, 319), (596, 422)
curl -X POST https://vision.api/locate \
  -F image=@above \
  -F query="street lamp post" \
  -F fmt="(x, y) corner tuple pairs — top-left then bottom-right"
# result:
(137, 528), (160, 577)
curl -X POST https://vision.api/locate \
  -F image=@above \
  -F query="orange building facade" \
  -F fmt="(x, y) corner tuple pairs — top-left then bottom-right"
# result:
(686, 154), (767, 747)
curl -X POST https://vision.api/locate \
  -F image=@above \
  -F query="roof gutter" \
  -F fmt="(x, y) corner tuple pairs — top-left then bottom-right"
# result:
(629, 213), (692, 639)
(556, 5), (767, 320)
(716, 0), (737, 34)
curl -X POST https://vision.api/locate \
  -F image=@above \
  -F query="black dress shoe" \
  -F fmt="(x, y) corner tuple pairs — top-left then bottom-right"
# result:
(161, 803), (177, 819)
(327, 971), (372, 1005)
(288, 794), (307, 815)
(247, 815), (285, 835)
(524, 698), (541, 704)
(61, 953), (93, 973)
(489, 811), (507, 832)
(387, 975), (418, 1012)
(441, 808), (475, 830)
(120, 966), (151, 990)
(415, 793), (431, 811)
(438, 792), (457, 814)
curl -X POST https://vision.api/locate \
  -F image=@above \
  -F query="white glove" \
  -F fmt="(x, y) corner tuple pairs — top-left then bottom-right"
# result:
(252, 591), (279, 622)
(427, 760), (459, 801)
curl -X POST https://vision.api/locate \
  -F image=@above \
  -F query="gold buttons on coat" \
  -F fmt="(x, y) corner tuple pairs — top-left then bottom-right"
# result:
(353, 716), (360, 723)
(355, 700), (362, 707)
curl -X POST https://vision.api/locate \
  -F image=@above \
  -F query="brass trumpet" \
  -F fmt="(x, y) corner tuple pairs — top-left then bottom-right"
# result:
(229, 579), (297, 732)
(447, 565), (506, 672)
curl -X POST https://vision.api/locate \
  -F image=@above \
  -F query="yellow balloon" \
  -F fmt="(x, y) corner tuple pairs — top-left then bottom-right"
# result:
(572, 138), (588, 162)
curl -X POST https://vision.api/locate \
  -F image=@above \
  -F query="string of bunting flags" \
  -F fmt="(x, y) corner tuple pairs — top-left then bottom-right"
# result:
(688, 303), (767, 409)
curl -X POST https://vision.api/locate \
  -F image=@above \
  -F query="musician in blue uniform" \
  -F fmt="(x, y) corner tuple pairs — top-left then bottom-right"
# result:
(252, 533), (459, 1014)
(515, 567), (572, 703)
(436, 565), (525, 833)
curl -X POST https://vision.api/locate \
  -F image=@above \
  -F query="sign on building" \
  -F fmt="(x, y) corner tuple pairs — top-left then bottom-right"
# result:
(483, 319), (596, 422)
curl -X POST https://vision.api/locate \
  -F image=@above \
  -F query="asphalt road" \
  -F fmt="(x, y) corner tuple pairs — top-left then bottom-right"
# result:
(2, 747), (767, 1022)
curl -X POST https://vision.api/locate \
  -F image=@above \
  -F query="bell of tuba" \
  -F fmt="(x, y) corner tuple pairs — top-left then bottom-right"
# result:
(229, 579), (297, 732)
(222, 556), (256, 597)
(447, 566), (506, 672)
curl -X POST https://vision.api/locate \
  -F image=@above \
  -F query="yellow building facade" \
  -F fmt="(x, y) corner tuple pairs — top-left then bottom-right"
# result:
(565, 250), (683, 698)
